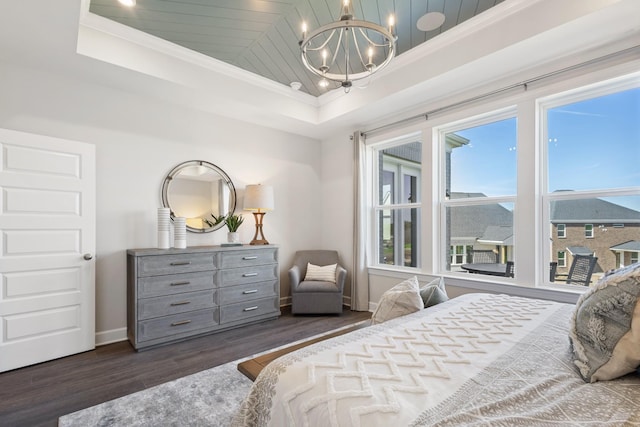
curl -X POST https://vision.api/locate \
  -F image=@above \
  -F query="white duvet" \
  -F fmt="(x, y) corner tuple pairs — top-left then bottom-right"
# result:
(233, 294), (640, 426)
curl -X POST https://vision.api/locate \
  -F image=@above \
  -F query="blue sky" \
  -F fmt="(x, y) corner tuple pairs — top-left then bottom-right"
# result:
(450, 87), (640, 211)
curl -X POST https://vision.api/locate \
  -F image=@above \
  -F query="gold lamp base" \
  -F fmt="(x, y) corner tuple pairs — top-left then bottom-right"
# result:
(249, 212), (269, 245)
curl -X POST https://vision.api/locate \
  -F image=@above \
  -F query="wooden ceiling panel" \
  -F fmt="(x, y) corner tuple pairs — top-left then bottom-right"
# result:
(89, 0), (505, 97)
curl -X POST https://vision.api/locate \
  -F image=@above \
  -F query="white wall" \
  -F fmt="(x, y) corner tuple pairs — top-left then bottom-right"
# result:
(0, 63), (322, 343)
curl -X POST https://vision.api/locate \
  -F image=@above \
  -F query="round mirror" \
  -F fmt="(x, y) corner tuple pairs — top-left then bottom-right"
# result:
(161, 160), (236, 233)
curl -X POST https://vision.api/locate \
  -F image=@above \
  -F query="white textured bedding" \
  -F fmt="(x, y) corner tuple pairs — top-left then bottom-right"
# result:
(233, 294), (640, 426)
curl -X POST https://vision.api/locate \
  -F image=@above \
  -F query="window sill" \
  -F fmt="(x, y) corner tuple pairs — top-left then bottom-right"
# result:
(367, 266), (585, 305)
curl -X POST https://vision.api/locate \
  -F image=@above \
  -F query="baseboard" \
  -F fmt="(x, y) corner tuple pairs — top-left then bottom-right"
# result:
(95, 327), (127, 346)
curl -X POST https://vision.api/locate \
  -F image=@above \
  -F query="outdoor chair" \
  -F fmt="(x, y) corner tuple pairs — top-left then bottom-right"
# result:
(565, 255), (598, 286)
(551, 255), (598, 286)
(549, 262), (558, 282)
(505, 261), (515, 278)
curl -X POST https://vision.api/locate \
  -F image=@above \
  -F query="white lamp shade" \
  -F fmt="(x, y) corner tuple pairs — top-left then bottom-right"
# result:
(243, 184), (274, 211)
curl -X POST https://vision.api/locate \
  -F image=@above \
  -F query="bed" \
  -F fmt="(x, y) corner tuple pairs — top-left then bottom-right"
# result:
(232, 291), (640, 426)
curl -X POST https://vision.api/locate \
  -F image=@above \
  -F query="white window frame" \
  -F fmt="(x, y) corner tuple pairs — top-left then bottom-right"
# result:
(558, 251), (567, 268)
(371, 135), (423, 270)
(437, 107), (517, 274)
(362, 63), (639, 298)
(557, 224), (566, 238)
(584, 224), (594, 238)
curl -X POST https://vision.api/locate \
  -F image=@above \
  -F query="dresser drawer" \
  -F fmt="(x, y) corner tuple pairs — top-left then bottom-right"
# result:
(218, 280), (277, 305)
(219, 264), (278, 287)
(138, 290), (216, 320)
(138, 271), (216, 298)
(220, 249), (277, 269)
(137, 308), (219, 342)
(220, 297), (279, 324)
(137, 253), (217, 276)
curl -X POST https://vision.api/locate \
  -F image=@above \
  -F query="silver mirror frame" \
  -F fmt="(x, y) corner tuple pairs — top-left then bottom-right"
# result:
(161, 160), (236, 233)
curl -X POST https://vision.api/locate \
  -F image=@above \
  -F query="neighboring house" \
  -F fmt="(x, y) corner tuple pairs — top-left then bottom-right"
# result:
(550, 198), (640, 275)
(445, 194), (640, 279)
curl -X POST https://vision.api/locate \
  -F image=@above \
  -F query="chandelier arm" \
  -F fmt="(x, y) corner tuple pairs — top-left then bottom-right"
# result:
(330, 29), (344, 70)
(357, 27), (393, 48)
(351, 30), (368, 69)
(304, 29), (337, 52)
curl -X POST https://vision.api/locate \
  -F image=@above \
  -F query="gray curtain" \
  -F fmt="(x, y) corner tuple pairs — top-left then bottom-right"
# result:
(351, 131), (369, 311)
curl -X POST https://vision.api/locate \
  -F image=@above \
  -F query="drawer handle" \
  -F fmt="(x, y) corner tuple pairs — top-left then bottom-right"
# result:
(170, 301), (191, 306)
(243, 256), (258, 260)
(170, 281), (191, 286)
(170, 261), (191, 266)
(171, 320), (192, 326)
(243, 273), (258, 277)
(243, 289), (258, 294)
(243, 306), (259, 312)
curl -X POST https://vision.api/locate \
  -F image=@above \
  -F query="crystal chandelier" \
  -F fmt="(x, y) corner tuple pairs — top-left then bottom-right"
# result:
(299, 0), (397, 92)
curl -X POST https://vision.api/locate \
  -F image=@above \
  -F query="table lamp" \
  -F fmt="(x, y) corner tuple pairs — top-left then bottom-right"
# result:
(243, 184), (274, 245)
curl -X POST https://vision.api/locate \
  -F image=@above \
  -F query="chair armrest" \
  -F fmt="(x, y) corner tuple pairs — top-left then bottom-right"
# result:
(289, 265), (302, 292)
(335, 265), (347, 291)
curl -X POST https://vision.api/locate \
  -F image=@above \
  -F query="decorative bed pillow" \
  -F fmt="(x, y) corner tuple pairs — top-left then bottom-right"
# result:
(304, 263), (336, 283)
(371, 276), (423, 324)
(419, 276), (449, 308)
(569, 262), (640, 382)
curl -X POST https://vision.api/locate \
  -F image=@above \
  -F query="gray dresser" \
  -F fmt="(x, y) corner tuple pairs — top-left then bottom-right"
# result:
(127, 245), (280, 350)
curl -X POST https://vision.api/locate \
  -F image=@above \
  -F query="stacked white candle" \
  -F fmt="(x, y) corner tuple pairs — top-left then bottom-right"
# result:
(157, 208), (170, 249)
(174, 217), (186, 249)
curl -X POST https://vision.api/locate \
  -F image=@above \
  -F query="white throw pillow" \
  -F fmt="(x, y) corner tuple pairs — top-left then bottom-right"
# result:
(371, 276), (423, 324)
(304, 263), (337, 283)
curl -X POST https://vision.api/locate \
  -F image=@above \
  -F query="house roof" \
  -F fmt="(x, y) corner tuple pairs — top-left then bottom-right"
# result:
(610, 241), (640, 252)
(550, 198), (640, 223)
(567, 246), (594, 256)
(477, 225), (513, 245)
(449, 197), (512, 241)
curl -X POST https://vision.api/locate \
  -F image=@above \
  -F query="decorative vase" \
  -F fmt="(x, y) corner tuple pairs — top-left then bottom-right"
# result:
(227, 232), (240, 243)
(157, 208), (170, 249)
(174, 217), (187, 249)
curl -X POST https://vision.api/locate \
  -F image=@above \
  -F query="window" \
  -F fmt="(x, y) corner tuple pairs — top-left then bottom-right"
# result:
(440, 113), (517, 275)
(632, 253), (639, 264)
(557, 224), (566, 238)
(375, 140), (422, 268)
(543, 84), (640, 285)
(450, 245), (472, 266)
(364, 69), (639, 290)
(558, 251), (566, 268)
(584, 224), (594, 238)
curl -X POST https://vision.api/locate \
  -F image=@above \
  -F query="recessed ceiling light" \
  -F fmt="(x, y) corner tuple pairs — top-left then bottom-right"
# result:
(118, 0), (136, 7)
(416, 12), (445, 32)
(289, 82), (302, 90)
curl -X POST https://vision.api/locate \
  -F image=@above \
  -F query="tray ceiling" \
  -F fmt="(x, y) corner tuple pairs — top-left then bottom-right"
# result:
(89, 0), (505, 97)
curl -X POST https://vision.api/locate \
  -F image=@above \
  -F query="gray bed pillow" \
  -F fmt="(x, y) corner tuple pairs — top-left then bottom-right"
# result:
(419, 276), (449, 308)
(371, 276), (424, 324)
(569, 262), (640, 382)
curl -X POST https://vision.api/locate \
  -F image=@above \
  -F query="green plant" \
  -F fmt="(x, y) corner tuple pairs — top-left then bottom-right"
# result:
(225, 214), (244, 232)
(203, 214), (226, 228)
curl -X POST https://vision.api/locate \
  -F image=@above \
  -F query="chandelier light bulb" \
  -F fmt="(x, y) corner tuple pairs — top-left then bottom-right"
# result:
(118, 0), (136, 6)
(388, 15), (395, 32)
(301, 21), (307, 38)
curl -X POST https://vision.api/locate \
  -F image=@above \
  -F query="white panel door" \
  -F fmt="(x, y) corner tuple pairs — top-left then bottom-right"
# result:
(0, 128), (95, 372)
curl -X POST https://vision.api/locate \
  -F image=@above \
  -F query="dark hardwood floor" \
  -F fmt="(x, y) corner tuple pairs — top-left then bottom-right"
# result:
(0, 307), (370, 427)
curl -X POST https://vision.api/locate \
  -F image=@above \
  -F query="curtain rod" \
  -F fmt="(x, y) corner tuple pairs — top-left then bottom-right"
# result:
(362, 45), (640, 138)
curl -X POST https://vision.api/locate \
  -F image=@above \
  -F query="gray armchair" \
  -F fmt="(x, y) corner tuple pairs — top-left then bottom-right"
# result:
(289, 250), (346, 314)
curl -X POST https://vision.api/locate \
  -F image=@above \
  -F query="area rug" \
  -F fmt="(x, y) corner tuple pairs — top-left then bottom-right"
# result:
(58, 357), (253, 426)
(58, 321), (369, 426)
